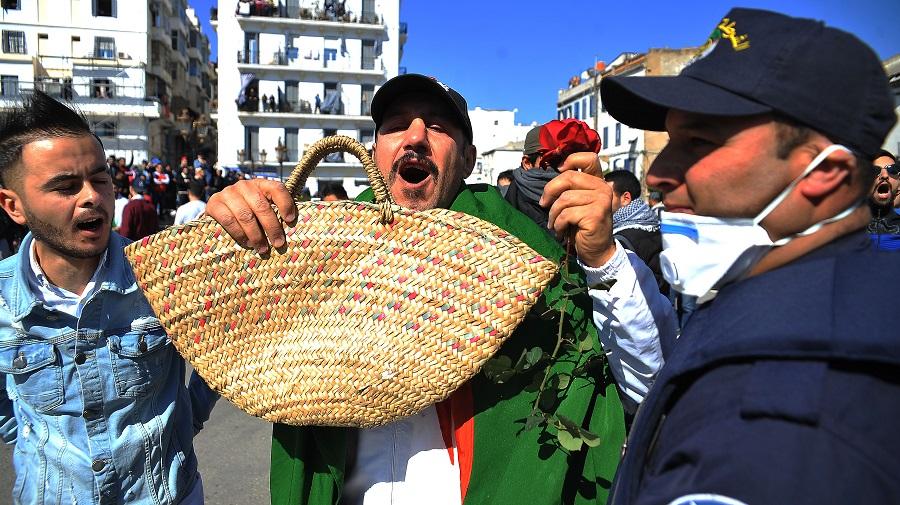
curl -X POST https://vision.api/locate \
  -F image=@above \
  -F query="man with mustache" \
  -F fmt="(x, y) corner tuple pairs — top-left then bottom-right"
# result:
(867, 149), (900, 250)
(206, 74), (674, 504)
(0, 91), (218, 504)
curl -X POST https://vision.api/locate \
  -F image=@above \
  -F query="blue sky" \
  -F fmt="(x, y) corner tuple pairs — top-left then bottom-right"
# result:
(191, 0), (899, 125)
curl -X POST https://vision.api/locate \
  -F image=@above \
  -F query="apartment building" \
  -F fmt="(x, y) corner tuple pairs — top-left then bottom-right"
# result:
(0, 0), (214, 163)
(557, 48), (696, 183)
(213, 0), (404, 196)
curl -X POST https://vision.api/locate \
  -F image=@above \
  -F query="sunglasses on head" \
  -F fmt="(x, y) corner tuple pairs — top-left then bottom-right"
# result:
(883, 164), (900, 179)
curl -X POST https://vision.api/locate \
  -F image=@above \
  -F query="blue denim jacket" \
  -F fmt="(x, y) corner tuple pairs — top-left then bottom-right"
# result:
(0, 232), (218, 504)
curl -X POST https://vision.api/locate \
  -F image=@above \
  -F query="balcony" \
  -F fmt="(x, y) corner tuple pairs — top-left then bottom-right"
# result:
(236, 109), (374, 131)
(150, 26), (170, 46)
(187, 45), (201, 60)
(236, 12), (388, 41)
(0, 80), (161, 118)
(236, 50), (386, 85)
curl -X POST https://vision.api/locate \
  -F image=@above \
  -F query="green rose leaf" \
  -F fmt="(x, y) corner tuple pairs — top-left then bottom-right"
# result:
(579, 428), (602, 448)
(557, 428), (583, 452)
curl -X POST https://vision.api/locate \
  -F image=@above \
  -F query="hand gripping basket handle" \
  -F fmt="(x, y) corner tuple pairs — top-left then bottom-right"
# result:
(284, 135), (396, 222)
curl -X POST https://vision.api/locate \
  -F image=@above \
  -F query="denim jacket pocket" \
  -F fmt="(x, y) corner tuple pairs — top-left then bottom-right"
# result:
(109, 328), (173, 398)
(0, 341), (64, 412)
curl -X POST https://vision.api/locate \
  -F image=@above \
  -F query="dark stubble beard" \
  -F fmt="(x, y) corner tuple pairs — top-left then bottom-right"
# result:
(387, 152), (442, 210)
(24, 207), (109, 260)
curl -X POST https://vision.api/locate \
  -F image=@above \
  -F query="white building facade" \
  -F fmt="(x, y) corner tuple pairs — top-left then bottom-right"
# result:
(466, 106), (534, 185)
(0, 0), (214, 163)
(213, 0), (404, 197)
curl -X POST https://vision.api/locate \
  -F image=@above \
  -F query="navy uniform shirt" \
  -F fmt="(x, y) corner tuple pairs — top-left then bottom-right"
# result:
(610, 232), (900, 505)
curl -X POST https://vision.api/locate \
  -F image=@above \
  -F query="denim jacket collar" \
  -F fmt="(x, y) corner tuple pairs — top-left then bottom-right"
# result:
(7, 232), (139, 322)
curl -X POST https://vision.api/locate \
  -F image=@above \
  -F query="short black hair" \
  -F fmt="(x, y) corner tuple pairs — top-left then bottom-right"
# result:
(318, 181), (348, 199)
(875, 149), (896, 162)
(497, 169), (514, 184)
(188, 180), (206, 199)
(604, 170), (642, 200)
(0, 90), (98, 189)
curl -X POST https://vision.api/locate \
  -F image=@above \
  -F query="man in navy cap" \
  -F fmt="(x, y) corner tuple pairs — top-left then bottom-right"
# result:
(549, 7), (898, 504)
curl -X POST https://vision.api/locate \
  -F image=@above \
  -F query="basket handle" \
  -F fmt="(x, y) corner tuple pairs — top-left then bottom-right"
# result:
(284, 136), (396, 223)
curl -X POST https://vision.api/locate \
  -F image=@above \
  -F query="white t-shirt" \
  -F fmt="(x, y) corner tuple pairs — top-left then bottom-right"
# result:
(174, 200), (207, 226)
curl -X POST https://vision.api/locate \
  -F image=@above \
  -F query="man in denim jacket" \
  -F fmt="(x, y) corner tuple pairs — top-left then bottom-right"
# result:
(0, 91), (218, 504)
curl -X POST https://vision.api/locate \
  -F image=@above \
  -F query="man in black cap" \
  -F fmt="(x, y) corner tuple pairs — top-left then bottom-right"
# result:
(503, 125), (558, 230)
(204, 73), (678, 504)
(546, 7), (899, 504)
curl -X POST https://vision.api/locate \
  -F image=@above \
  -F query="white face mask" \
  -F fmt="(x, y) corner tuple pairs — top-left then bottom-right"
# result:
(659, 144), (858, 298)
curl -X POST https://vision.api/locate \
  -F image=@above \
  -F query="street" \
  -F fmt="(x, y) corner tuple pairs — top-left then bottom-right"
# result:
(0, 389), (272, 505)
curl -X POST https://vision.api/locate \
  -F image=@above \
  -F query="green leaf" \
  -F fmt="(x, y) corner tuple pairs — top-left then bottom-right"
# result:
(525, 347), (544, 367)
(557, 428), (583, 451)
(524, 370), (544, 392)
(563, 285), (590, 296)
(483, 355), (514, 383)
(523, 414), (545, 432)
(578, 337), (594, 352)
(550, 374), (571, 390)
(579, 428), (602, 448)
(538, 388), (557, 410)
(555, 414), (580, 433)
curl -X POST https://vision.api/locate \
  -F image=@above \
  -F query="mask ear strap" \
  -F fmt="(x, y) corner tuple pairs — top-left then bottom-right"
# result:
(754, 144), (851, 226)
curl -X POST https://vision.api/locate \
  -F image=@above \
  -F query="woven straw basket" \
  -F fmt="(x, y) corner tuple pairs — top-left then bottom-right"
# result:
(125, 136), (559, 427)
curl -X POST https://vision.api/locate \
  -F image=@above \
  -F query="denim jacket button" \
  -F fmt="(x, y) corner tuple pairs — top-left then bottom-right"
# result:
(74, 353), (87, 365)
(91, 459), (106, 472)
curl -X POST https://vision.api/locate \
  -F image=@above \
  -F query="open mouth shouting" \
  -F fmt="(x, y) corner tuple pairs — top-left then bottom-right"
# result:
(391, 151), (438, 189)
(873, 178), (893, 204)
(74, 211), (108, 238)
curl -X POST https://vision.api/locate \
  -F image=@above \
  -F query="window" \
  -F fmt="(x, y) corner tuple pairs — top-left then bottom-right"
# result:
(360, 128), (374, 146)
(92, 78), (114, 98)
(361, 40), (375, 70)
(93, 0), (113, 17)
(615, 123), (621, 146)
(603, 127), (608, 149)
(361, 0), (376, 23)
(590, 95), (597, 117)
(360, 84), (374, 116)
(94, 36), (115, 59)
(1, 75), (18, 96)
(2, 0), (21, 9)
(2, 31), (26, 54)
(285, 80), (298, 111)
(94, 120), (116, 137)
(189, 61), (199, 77)
(323, 128), (343, 162)
(574, 101), (580, 120)
(245, 126), (259, 161)
(171, 30), (178, 51)
(285, 128), (298, 162)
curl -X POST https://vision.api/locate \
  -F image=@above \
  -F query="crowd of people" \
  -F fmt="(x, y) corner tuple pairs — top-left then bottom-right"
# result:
(1, 6), (899, 505)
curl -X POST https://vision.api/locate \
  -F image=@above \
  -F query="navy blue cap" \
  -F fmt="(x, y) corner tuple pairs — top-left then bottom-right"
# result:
(370, 74), (473, 143)
(601, 8), (896, 158)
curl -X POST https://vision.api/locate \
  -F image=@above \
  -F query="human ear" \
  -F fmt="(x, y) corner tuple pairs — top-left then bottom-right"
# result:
(797, 147), (854, 200)
(0, 188), (26, 226)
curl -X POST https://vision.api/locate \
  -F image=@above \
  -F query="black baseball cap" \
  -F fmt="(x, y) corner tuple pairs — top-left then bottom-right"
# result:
(601, 8), (896, 158)
(370, 74), (473, 143)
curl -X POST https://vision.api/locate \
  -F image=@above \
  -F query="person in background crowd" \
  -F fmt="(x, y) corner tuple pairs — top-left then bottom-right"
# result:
(105, 154), (116, 179)
(173, 180), (208, 226)
(152, 161), (171, 216)
(503, 125), (554, 229)
(496, 169), (513, 197)
(0, 90), (217, 505)
(175, 156), (192, 207)
(119, 177), (158, 240)
(316, 181), (349, 201)
(604, 169), (668, 296)
(597, 8), (899, 504)
(206, 73), (675, 504)
(111, 179), (129, 232)
(647, 190), (664, 218)
(867, 149), (900, 250)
